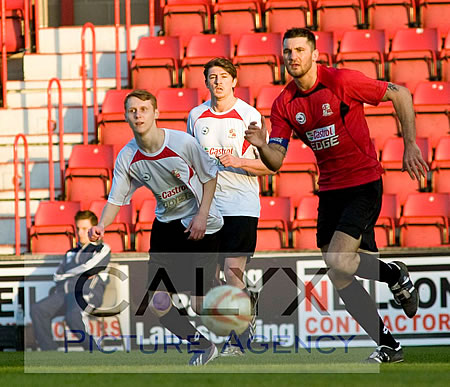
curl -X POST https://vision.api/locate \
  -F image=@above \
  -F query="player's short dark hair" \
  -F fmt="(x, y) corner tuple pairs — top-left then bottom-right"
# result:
(203, 57), (237, 81)
(75, 210), (98, 226)
(283, 28), (316, 50)
(124, 89), (158, 111)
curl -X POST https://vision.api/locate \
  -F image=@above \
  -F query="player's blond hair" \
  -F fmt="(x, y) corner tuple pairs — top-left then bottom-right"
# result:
(124, 89), (158, 111)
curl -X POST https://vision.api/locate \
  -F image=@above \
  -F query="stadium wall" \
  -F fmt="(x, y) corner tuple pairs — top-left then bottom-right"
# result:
(0, 251), (449, 351)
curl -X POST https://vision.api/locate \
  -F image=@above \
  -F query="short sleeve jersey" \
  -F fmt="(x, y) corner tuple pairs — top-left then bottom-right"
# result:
(108, 129), (224, 234)
(187, 99), (262, 217)
(269, 65), (387, 191)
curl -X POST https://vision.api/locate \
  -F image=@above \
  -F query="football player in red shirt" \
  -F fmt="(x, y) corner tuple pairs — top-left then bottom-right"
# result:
(245, 28), (429, 363)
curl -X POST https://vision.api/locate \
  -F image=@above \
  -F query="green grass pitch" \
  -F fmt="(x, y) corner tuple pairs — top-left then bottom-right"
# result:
(1, 346), (449, 387)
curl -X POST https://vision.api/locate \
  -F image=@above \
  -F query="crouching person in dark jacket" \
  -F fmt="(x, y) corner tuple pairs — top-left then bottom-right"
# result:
(31, 210), (111, 350)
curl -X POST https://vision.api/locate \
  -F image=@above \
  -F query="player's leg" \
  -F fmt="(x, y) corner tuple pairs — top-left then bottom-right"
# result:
(30, 290), (65, 350)
(318, 180), (403, 362)
(65, 288), (97, 350)
(147, 219), (218, 365)
(217, 217), (259, 355)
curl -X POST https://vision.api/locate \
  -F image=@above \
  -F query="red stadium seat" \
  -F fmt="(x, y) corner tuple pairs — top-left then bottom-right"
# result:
(256, 85), (284, 116)
(264, 0), (314, 34)
(131, 36), (181, 92)
(413, 82), (450, 148)
(441, 32), (450, 82)
(181, 34), (233, 100)
(375, 193), (400, 247)
(98, 89), (134, 149)
(161, 0), (212, 48)
(418, 0), (450, 39)
(89, 200), (133, 252)
(366, 0), (416, 41)
(213, 0), (263, 46)
(273, 139), (318, 204)
(135, 198), (158, 252)
(315, 0), (366, 41)
(399, 193), (450, 247)
(364, 101), (401, 153)
(314, 31), (335, 66)
(233, 32), (282, 97)
(30, 201), (81, 254)
(64, 145), (115, 209)
(388, 28), (440, 93)
(0, 0), (25, 52)
(131, 186), (155, 224)
(431, 136), (450, 194)
(156, 88), (202, 131)
(234, 86), (252, 105)
(381, 137), (431, 205)
(292, 195), (319, 250)
(335, 30), (386, 80)
(256, 196), (292, 250)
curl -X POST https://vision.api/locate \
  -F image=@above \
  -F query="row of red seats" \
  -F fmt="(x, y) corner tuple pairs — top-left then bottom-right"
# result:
(258, 192), (450, 250)
(60, 134), (449, 231)
(29, 191), (450, 253)
(97, 80), (450, 150)
(131, 29), (450, 99)
(160, 0), (450, 47)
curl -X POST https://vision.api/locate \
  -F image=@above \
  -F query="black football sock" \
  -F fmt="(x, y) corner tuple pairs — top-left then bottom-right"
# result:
(159, 307), (211, 349)
(338, 279), (399, 349)
(354, 253), (401, 287)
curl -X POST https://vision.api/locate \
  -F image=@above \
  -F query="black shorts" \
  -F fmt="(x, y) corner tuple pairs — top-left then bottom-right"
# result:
(217, 216), (258, 269)
(148, 218), (219, 295)
(316, 179), (382, 252)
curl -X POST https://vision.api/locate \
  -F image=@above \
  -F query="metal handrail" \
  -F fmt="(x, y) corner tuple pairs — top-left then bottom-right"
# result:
(149, 0), (155, 37)
(47, 77), (65, 201)
(1, 0), (7, 107)
(33, 0), (39, 52)
(114, 0), (121, 89)
(81, 22), (98, 145)
(14, 134), (31, 255)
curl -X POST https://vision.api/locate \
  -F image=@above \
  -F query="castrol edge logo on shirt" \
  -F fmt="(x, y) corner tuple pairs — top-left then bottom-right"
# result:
(203, 147), (234, 158)
(305, 124), (340, 151)
(157, 185), (194, 209)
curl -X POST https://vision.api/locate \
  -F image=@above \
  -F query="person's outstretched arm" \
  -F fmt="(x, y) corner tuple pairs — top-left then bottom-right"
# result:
(382, 82), (429, 180)
(88, 202), (121, 242)
(244, 118), (287, 172)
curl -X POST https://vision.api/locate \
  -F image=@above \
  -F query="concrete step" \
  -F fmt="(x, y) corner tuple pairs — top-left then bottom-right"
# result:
(0, 188), (58, 201)
(23, 52), (130, 81)
(0, 142), (75, 163)
(6, 88), (109, 109)
(0, 160), (64, 191)
(0, 106), (96, 135)
(0, 217), (29, 246)
(0, 245), (18, 255)
(0, 199), (40, 218)
(38, 25), (152, 54)
(7, 78), (127, 91)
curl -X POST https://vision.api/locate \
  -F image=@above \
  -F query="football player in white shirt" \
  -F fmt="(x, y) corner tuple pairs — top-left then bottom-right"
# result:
(89, 90), (223, 366)
(187, 58), (274, 355)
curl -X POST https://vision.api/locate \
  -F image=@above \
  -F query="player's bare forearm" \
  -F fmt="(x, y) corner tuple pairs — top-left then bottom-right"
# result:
(381, 82), (429, 180)
(219, 154), (275, 176)
(257, 142), (286, 172)
(198, 175), (217, 218)
(89, 202), (121, 241)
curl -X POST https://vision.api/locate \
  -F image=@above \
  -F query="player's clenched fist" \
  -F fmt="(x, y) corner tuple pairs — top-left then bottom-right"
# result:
(245, 117), (268, 148)
(88, 225), (105, 242)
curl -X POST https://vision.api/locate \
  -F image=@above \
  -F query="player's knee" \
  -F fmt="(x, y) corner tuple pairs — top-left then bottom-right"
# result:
(149, 291), (172, 318)
(324, 252), (353, 275)
(223, 266), (244, 285)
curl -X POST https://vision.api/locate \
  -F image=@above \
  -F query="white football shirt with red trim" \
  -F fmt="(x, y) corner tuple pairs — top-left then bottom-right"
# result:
(108, 129), (223, 234)
(187, 98), (262, 217)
